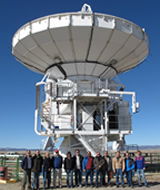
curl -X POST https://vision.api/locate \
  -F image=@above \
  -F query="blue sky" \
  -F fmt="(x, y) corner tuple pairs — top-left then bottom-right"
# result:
(0, 0), (160, 149)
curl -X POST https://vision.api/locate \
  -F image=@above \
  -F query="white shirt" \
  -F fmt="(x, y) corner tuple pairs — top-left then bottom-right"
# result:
(76, 156), (81, 169)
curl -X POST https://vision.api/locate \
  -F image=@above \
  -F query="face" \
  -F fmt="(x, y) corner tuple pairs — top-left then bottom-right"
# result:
(26, 150), (31, 157)
(87, 151), (91, 157)
(137, 151), (141, 156)
(36, 150), (40, 156)
(126, 153), (129, 158)
(76, 150), (80, 156)
(104, 151), (108, 156)
(46, 152), (50, 158)
(116, 151), (120, 157)
(96, 152), (100, 157)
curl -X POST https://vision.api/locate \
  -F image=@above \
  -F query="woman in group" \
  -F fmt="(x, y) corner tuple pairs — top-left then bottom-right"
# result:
(64, 151), (75, 187)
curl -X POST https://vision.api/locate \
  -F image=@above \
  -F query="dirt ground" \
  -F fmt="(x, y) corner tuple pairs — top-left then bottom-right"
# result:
(0, 173), (160, 190)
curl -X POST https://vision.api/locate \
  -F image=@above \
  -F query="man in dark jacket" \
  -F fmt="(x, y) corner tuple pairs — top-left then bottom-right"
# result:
(43, 152), (52, 189)
(93, 152), (105, 187)
(32, 150), (43, 190)
(21, 150), (32, 190)
(102, 151), (112, 186)
(52, 149), (63, 188)
(73, 149), (84, 187)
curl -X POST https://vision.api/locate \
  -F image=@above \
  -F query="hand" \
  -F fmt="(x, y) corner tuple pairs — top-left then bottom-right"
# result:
(113, 169), (116, 173)
(122, 169), (124, 172)
(143, 167), (146, 171)
(83, 169), (86, 172)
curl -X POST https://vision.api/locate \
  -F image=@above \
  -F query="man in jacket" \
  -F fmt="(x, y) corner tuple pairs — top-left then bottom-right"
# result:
(135, 150), (148, 187)
(93, 152), (105, 187)
(82, 151), (94, 187)
(52, 149), (63, 188)
(43, 152), (52, 189)
(21, 150), (32, 190)
(112, 151), (125, 188)
(73, 149), (84, 187)
(125, 152), (135, 187)
(32, 150), (43, 190)
(102, 151), (112, 187)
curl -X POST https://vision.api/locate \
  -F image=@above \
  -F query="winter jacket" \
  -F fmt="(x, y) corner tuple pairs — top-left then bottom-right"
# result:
(125, 157), (135, 171)
(43, 157), (52, 172)
(52, 155), (63, 169)
(102, 155), (112, 171)
(32, 154), (43, 173)
(82, 156), (94, 170)
(73, 154), (84, 170)
(112, 156), (125, 171)
(64, 157), (75, 170)
(93, 156), (105, 171)
(135, 155), (146, 169)
(21, 156), (32, 171)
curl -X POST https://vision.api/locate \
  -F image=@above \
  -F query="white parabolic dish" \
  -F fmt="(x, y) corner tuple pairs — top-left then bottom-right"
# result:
(12, 6), (149, 80)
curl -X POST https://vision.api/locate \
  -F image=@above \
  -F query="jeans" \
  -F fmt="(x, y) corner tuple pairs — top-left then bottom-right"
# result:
(126, 170), (133, 186)
(95, 170), (103, 186)
(22, 169), (31, 188)
(85, 169), (94, 186)
(66, 169), (73, 187)
(102, 171), (111, 185)
(115, 169), (124, 185)
(75, 169), (82, 186)
(43, 171), (51, 188)
(137, 169), (147, 186)
(53, 168), (62, 188)
(32, 172), (40, 189)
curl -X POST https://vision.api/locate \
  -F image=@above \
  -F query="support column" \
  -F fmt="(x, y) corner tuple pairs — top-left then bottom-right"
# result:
(73, 98), (77, 132)
(104, 99), (108, 151)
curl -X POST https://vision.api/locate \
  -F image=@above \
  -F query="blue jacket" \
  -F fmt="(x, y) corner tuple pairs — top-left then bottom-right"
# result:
(135, 156), (146, 169)
(82, 156), (94, 170)
(52, 155), (63, 168)
(125, 157), (135, 171)
(21, 156), (32, 171)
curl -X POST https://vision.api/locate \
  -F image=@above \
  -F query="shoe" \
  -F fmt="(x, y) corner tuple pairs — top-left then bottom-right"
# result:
(139, 185), (142, 187)
(79, 184), (82, 187)
(145, 184), (149, 187)
(117, 185), (119, 188)
(95, 185), (98, 188)
(108, 184), (111, 187)
(122, 185), (125, 188)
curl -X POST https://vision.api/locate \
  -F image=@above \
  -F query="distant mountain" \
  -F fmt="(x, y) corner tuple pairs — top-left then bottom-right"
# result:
(0, 145), (160, 152)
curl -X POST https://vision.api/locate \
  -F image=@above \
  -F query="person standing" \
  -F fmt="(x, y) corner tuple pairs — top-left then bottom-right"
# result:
(102, 151), (112, 187)
(125, 152), (135, 188)
(52, 149), (63, 188)
(32, 150), (43, 190)
(112, 151), (125, 188)
(82, 151), (94, 187)
(64, 151), (75, 187)
(93, 152), (105, 187)
(135, 150), (148, 187)
(21, 150), (32, 190)
(73, 149), (84, 187)
(43, 152), (52, 189)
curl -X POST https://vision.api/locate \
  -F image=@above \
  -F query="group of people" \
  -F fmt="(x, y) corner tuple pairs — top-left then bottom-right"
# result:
(21, 149), (148, 190)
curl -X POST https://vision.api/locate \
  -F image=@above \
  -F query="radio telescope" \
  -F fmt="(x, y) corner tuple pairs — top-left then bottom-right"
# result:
(12, 4), (149, 155)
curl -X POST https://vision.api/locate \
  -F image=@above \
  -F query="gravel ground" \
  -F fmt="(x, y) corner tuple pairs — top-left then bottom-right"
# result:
(0, 182), (160, 190)
(0, 173), (159, 190)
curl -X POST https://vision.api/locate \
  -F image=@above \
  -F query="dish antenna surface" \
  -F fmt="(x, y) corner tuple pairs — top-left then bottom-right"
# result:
(12, 4), (149, 156)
